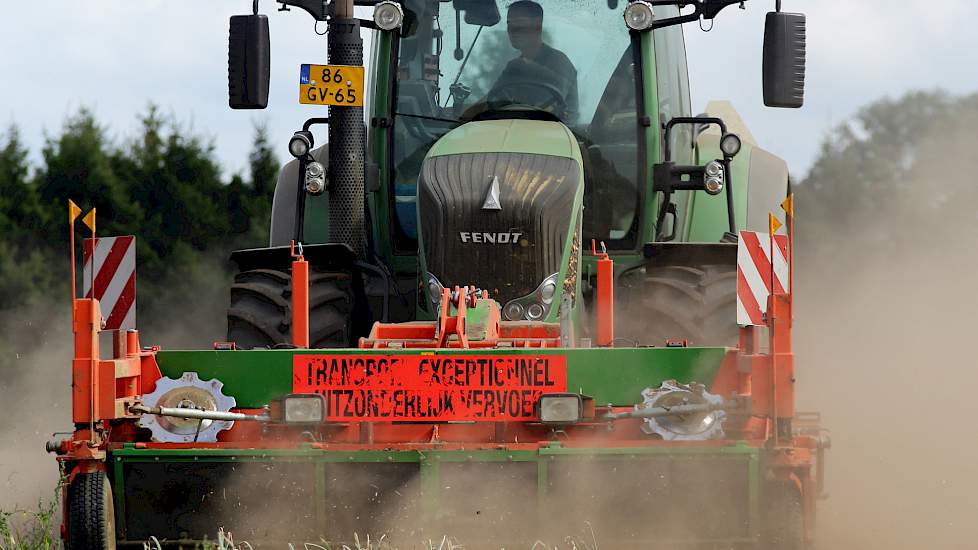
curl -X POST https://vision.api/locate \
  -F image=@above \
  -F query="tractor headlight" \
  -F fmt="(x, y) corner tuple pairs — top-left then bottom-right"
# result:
(503, 301), (525, 320)
(539, 279), (557, 304)
(282, 394), (325, 424)
(502, 273), (560, 321)
(426, 273), (445, 307)
(373, 1), (404, 31)
(538, 393), (583, 424)
(289, 131), (314, 158)
(720, 133), (742, 157)
(304, 162), (326, 195)
(623, 1), (655, 31)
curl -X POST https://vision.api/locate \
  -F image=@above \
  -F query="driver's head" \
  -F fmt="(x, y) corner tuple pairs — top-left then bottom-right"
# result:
(507, 1), (544, 54)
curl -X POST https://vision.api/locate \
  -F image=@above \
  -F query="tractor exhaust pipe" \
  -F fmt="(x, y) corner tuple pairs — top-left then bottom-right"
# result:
(328, 0), (366, 259)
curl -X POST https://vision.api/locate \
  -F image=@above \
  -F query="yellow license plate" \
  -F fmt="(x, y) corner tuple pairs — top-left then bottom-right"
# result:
(298, 64), (364, 107)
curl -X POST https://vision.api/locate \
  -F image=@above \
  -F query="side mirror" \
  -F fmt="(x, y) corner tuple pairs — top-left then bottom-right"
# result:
(762, 11), (806, 108)
(453, 0), (501, 27)
(228, 14), (271, 110)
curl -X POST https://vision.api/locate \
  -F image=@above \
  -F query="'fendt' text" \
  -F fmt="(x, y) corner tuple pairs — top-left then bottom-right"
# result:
(459, 231), (523, 244)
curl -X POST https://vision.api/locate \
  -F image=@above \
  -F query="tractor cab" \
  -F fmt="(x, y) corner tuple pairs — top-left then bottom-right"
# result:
(230, 0), (807, 347)
(390, 0), (687, 251)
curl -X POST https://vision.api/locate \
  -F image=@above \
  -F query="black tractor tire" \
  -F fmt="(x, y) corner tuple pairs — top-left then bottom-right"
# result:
(67, 471), (116, 550)
(760, 482), (805, 550)
(616, 263), (739, 347)
(227, 267), (355, 349)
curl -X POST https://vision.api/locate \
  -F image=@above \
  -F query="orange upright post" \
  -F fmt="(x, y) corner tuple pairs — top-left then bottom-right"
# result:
(291, 241), (310, 348)
(768, 293), (795, 444)
(72, 298), (102, 424)
(593, 240), (614, 347)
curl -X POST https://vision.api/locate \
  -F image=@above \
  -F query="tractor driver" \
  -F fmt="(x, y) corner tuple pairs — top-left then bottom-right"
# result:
(483, 1), (580, 122)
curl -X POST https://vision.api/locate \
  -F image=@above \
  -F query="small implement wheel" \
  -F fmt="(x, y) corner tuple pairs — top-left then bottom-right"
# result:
(67, 471), (116, 550)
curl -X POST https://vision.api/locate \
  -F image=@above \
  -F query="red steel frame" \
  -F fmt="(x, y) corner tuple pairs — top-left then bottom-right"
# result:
(57, 248), (822, 545)
(360, 286), (562, 349)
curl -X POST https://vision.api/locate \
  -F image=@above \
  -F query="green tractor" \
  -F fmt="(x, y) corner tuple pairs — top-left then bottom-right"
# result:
(227, 0), (805, 351)
(49, 1), (824, 549)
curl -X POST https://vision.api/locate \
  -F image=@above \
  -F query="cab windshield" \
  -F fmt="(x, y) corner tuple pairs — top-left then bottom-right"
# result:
(392, 0), (642, 248)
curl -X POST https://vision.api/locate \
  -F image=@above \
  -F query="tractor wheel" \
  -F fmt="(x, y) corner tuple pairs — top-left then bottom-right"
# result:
(616, 263), (738, 347)
(67, 471), (116, 550)
(760, 483), (805, 550)
(227, 267), (354, 349)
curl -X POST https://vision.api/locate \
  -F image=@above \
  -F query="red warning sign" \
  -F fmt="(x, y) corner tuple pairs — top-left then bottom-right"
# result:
(293, 354), (568, 421)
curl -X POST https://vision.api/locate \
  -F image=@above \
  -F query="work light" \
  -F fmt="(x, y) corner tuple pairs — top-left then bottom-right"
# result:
(623, 1), (655, 31)
(720, 133), (742, 157)
(282, 394), (326, 424)
(289, 131), (314, 158)
(374, 2), (404, 31)
(538, 394), (583, 424)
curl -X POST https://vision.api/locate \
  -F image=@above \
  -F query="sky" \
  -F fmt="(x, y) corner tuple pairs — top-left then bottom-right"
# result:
(2, 0), (976, 181)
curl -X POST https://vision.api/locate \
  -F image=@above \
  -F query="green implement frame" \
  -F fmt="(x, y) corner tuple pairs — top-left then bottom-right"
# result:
(155, 347), (728, 408)
(110, 442), (763, 547)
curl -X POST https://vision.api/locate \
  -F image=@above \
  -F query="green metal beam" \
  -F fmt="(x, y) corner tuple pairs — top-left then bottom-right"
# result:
(109, 443), (761, 543)
(155, 347), (726, 408)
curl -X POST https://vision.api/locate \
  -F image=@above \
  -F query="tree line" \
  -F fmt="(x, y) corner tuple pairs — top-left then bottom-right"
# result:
(0, 106), (280, 356)
(0, 89), (973, 355)
(797, 89), (978, 260)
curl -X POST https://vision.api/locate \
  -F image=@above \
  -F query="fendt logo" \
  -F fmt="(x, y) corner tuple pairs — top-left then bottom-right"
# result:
(459, 231), (523, 244)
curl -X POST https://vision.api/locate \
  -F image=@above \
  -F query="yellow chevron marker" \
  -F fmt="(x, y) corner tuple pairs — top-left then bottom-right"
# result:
(769, 212), (782, 235)
(82, 208), (96, 234)
(68, 199), (82, 225)
(781, 194), (794, 218)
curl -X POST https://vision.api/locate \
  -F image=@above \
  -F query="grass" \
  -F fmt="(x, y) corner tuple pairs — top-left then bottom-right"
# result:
(0, 499), (60, 550)
(0, 501), (599, 550)
(193, 526), (598, 550)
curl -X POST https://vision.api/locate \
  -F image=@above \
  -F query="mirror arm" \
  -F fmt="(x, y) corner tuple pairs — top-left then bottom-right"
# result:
(723, 157), (736, 234)
(698, 0), (745, 19)
(294, 155), (308, 243)
(270, 0), (392, 21)
(278, 0), (328, 21)
(645, 0), (744, 29)
(655, 116), (738, 237)
(302, 117), (331, 132)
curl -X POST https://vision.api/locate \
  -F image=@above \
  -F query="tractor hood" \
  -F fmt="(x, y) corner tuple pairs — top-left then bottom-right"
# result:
(417, 119), (585, 320)
(427, 118), (583, 158)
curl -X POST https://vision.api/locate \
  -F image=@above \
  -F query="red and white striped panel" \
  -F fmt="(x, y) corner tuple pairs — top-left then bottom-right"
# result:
(737, 231), (789, 326)
(83, 236), (136, 331)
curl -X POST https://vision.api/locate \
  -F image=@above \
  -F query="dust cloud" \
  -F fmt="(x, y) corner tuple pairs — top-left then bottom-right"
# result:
(0, 301), (72, 511)
(795, 142), (978, 546)
(6, 111), (978, 548)
(0, 259), (231, 513)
